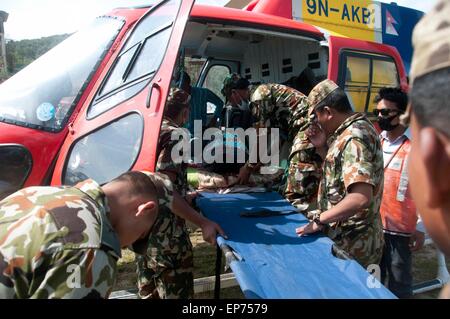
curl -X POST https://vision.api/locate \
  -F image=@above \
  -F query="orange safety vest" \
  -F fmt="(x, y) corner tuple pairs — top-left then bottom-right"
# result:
(380, 138), (417, 234)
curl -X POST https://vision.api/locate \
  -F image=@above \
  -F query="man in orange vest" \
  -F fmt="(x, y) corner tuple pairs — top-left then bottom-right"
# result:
(375, 87), (425, 298)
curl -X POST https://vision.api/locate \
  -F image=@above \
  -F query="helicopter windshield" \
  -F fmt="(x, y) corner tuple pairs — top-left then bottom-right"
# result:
(0, 16), (124, 132)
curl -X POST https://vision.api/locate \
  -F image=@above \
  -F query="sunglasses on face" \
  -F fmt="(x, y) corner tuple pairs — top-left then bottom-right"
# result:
(373, 109), (402, 117)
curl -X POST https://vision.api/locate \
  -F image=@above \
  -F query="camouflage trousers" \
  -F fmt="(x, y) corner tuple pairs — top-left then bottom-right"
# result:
(136, 208), (194, 299)
(187, 167), (284, 190)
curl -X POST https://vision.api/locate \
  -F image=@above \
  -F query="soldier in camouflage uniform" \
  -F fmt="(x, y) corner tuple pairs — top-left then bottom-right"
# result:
(296, 80), (384, 269)
(136, 88), (194, 299)
(249, 83), (322, 210)
(193, 80), (320, 198)
(221, 73), (252, 129)
(192, 74), (254, 188)
(406, 0), (450, 299)
(251, 83), (309, 141)
(236, 83), (322, 201)
(0, 170), (174, 298)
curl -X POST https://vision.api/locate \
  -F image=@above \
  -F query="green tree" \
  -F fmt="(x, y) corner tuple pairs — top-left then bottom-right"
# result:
(5, 34), (70, 76)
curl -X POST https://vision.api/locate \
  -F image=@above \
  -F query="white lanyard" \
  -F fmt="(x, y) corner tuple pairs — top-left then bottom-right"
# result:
(382, 138), (407, 170)
(397, 154), (410, 202)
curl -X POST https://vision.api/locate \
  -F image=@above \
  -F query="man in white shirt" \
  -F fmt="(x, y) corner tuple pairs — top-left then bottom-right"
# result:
(375, 87), (425, 298)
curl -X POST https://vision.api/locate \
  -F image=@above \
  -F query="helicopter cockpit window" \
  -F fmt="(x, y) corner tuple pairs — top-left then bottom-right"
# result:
(88, 0), (181, 119)
(0, 17), (124, 132)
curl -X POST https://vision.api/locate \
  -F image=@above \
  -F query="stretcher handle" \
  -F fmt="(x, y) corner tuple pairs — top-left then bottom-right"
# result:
(331, 244), (352, 261)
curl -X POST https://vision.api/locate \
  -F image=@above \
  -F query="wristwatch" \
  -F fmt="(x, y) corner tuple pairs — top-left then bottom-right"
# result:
(312, 211), (326, 227)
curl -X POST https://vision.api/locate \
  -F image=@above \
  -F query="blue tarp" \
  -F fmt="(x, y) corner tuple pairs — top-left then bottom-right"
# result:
(196, 192), (396, 299)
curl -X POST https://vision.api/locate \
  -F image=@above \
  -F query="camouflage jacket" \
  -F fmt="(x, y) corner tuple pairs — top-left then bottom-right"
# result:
(250, 84), (320, 209)
(0, 179), (120, 299)
(250, 83), (310, 141)
(136, 125), (193, 298)
(152, 117), (190, 250)
(156, 117), (188, 196)
(318, 113), (384, 268)
(284, 128), (322, 211)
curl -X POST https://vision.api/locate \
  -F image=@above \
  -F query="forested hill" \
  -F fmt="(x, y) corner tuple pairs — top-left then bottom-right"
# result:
(5, 34), (70, 75)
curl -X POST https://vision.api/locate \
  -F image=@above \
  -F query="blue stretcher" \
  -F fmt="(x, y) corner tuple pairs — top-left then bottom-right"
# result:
(196, 192), (396, 299)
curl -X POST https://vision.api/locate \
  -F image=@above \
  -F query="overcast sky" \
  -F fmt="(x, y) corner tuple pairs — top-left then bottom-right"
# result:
(1, 0), (438, 40)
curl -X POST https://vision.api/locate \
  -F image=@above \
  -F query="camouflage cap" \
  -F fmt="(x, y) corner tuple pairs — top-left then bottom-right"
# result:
(410, 0), (450, 83)
(129, 170), (174, 255)
(307, 79), (340, 115)
(167, 87), (190, 108)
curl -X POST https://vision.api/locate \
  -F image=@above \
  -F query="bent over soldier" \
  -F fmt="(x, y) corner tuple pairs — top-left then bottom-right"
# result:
(136, 88), (194, 299)
(250, 83), (323, 211)
(0, 171), (173, 298)
(240, 83), (322, 208)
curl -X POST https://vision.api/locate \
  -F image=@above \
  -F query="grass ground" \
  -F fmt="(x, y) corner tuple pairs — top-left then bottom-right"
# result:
(114, 229), (244, 298)
(411, 244), (450, 299)
(114, 231), (448, 299)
